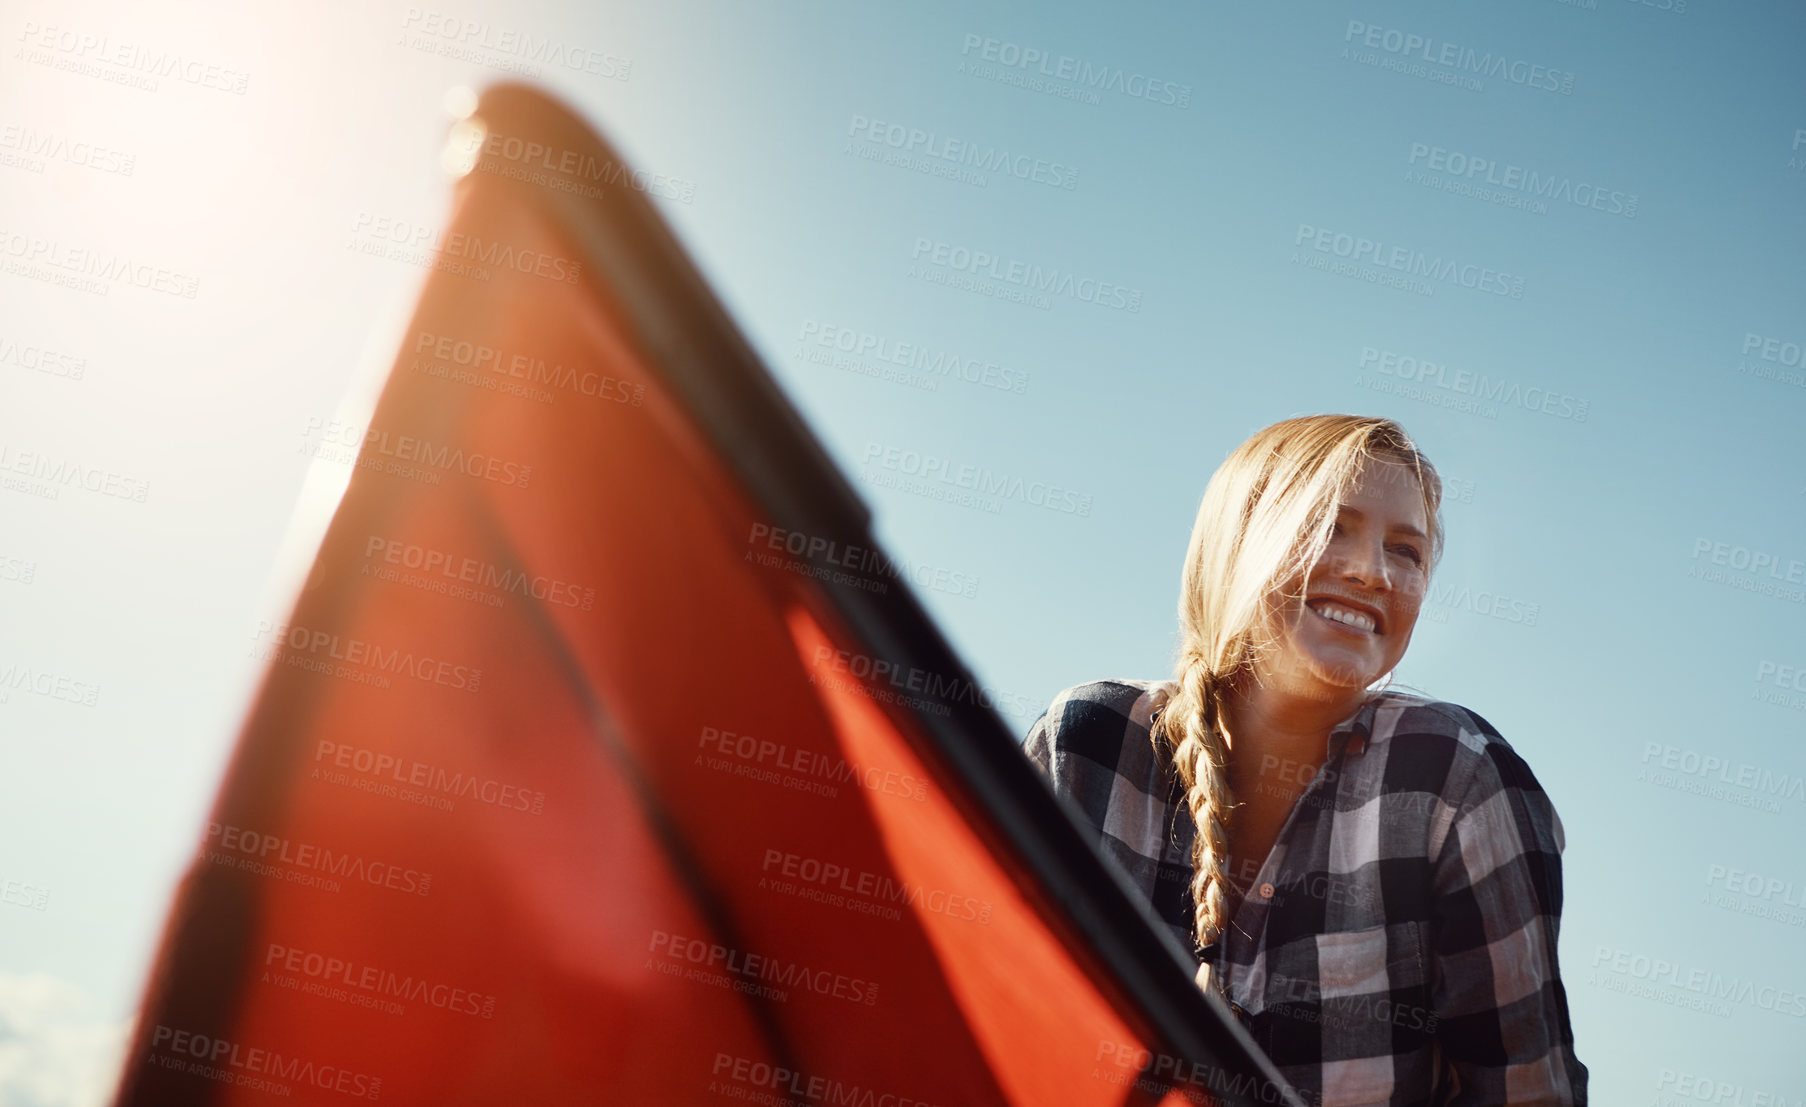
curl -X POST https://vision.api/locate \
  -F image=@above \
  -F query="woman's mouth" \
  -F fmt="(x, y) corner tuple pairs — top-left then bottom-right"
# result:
(1306, 598), (1379, 635)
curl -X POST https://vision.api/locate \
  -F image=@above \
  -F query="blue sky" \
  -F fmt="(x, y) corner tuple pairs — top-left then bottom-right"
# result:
(1, 0), (1802, 1100)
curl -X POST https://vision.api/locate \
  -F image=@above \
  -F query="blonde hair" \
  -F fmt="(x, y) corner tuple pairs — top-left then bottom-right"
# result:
(1149, 415), (1444, 953)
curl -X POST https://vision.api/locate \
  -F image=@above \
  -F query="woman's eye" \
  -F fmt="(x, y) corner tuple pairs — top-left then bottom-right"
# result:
(1393, 546), (1424, 565)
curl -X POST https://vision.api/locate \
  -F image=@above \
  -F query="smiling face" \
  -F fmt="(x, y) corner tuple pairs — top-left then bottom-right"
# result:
(1253, 457), (1431, 695)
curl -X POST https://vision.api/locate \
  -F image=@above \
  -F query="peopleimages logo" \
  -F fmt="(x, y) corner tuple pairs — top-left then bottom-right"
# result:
(0, 660), (98, 707)
(1590, 944), (1806, 1018)
(909, 237), (1141, 312)
(467, 130), (692, 202)
(0, 227), (199, 298)
(796, 321), (1029, 395)
(0, 553), (36, 586)
(847, 114), (1078, 190)
(265, 943), (497, 1018)
(149, 1025), (381, 1099)
(710, 1053), (941, 1107)
(1343, 21), (1575, 95)
(1266, 971), (1440, 1033)
(1094, 1041), (1318, 1107)
(1637, 742), (1805, 813)
(648, 930), (880, 1007)
(957, 33), (1192, 108)
(301, 417), (532, 489)
(1705, 863), (1806, 909)
(1757, 660), (1806, 691)
(314, 739), (548, 815)
(1689, 538), (1806, 585)
(0, 331), (85, 380)
(1294, 224), (1525, 299)
(760, 848), (993, 925)
(1406, 143), (1638, 218)
(15, 22), (250, 94)
(0, 441), (149, 503)
(861, 442), (1093, 517)
(0, 123), (135, 176)
(351, 211), (582, 284)
(1743, 332), (1806, 371)
(1656, 1069), (1802, 1107)
(411, 329), (644, 407)
(362, 535), (598, 611)
(746, 522), (981, 601)
(1359, 347), (1588, 421)
(205, 821), (433, 896)
(0, 875), (49, 911)
(697, 724), (931, 802)
(398, 8), (631, 80)
(809, 645), (1038, 721)
(252, 619), (484, 694)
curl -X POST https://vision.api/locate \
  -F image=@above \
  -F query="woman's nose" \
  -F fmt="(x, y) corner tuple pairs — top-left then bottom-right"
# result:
(1336, 540), (1391, 590)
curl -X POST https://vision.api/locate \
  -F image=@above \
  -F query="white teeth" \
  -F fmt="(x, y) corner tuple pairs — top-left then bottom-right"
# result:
(1311, 600), (1376, 632)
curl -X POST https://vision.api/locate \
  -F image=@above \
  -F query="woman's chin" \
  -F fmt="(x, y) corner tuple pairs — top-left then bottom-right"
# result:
(1255, 627), (1390, 693)
(1289, 647), (1382, 691)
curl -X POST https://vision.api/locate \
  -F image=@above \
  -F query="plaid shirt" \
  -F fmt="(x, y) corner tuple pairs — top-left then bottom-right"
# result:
(1023, 679), (1587, 1107)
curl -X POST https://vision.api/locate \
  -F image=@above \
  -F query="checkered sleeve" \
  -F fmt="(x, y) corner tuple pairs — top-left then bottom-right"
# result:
(1022, 681), (1203, 963)
(1428, 729), (1589, 1105)
(1020, 686), (1111, 847)
(1020, 682), (1146, 858)
(1022, 701), (1058, 778)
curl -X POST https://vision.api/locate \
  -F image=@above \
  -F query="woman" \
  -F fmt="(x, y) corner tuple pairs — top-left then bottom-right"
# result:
(1023, 415), (1586, 1106)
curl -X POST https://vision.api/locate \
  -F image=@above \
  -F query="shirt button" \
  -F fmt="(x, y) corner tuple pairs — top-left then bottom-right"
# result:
(1258, 882), (1275, 899)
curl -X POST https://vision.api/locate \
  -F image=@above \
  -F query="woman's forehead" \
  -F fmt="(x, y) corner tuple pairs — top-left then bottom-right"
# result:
(1347, 456), (1420, 493)
(1342, 460), (1429, 520)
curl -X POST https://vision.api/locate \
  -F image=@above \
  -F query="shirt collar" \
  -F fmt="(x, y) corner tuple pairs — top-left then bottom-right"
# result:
(1328, 692), (1387, 759)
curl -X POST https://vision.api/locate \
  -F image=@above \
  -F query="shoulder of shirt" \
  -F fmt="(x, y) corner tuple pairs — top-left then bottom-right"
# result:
(1368, 690), (1546, 794)
(1373, 692), (1564, 848)
(1370, 690), (1509, 749)
(1044, 677), (1175, 720)
(1029, 677), (1174, 741)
